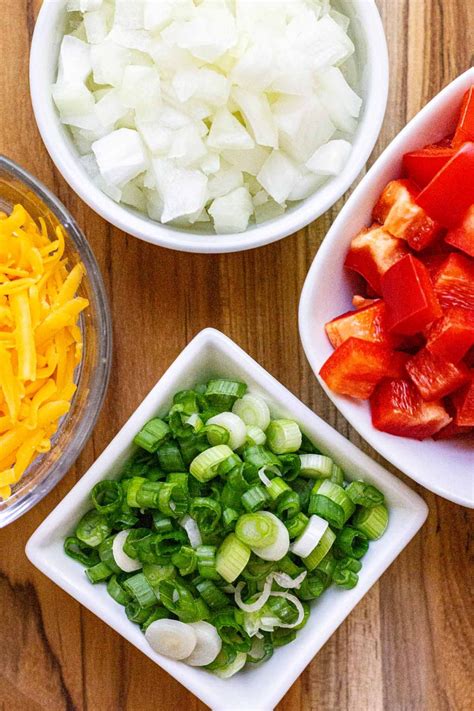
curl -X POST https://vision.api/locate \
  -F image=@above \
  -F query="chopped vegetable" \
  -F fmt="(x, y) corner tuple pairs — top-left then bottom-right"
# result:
(54, 0), (361, 233)
(344, 224), (408, 295)
(65, 378), (388, 676)
(0, 204), (88, 500)
(319, 337), (393, 399)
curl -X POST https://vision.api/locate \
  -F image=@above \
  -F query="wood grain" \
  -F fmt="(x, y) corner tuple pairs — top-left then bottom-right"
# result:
(1, 1), (473, 710)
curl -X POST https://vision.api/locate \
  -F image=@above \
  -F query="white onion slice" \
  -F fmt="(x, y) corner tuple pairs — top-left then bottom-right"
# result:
(180, 514), (202, 549)
(272, 570), (307, 590)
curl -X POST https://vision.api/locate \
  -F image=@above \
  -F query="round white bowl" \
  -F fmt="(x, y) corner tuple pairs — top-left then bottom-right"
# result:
(30, 0), (388, 254)
(299, 67), (474, 509)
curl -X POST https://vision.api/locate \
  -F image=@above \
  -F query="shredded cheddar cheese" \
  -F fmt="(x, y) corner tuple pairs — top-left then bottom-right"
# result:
(0, 204), (89, 500)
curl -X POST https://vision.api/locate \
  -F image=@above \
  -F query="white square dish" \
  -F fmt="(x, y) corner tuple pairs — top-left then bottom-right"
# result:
(299, 68), (474, 509)
(26, 329), (428, 711)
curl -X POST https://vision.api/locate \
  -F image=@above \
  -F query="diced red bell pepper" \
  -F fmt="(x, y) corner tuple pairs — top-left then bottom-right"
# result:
(426, 306), (474, 362)
(325, 301), (395, 349)
(464, 347), (474, 368)
(452, 87), (474, 148)
(403, 145), (454, 188)
(370, 378), (451, 439)
(405, 347), (469, 400)
(451, 374), (474, 426)
(372, 179), (442, 251)
(432, 253), (474, 310)
(381, 254), (442, 335)
(352, 295), (378, 310)
(344, 224), (408, 295)
(319, 337), (393, 399)
(432, 421), (474, 439)
(416, 142), (474, 228)
(386, 351), (410, 379)
(445, 204), (474, 257)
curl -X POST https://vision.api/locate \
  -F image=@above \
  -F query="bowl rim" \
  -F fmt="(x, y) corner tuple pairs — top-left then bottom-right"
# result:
(298, 67), (474, 509)
(29, 0), (389, 254)
(0, 154), (113, 527)
(26, 328), (428, 710)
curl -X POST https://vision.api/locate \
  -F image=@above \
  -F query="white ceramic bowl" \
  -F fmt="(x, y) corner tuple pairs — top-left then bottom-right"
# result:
(29, 0), (388, 254)
(299, 68), (474, 509)
(26, 329), (427, 710)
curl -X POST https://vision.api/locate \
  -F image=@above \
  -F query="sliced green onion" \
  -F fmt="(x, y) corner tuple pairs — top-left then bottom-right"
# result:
(142, 563), (176, 589)
(216, 533), (251, 583)
(205, 379), (247, 410)
(107, 574), (131, 605)
(303, 527), (336, 571)
(250, 514), (290, 562)
(222, 507), (239, 530)
(241, 555), (275, 581)
(235, 512), (280, 549)
(190, 445), (234, 483)
(196, 580), (229, 610)
(352, 504), (389, 540)
(346, 481), (385, 508)
(227, 462), (256, 489)
(152, 511), (174, 534)
(122, 528), (151, 559)
(247, 635), (273, 664)
(205, 643), (237, 671)
(277, 454), (301, 481)
(290, 515), (328, 558)
(206, 412), (247, 450)
(297, 573), (326, 600)
(299, 454), (334, 479)
(142, 606), (170, 631)
(167, 472), (189, 493)
(153, 530), (188, 559)
(157, 482), (188, 518)
(241, 484), (270, 512)
(266, 419), (302, 454)
(76, 510), (111, 548)
(123, 572), (158, 609)
(159, 579), (209, 622)
(285, 513), (309, 540)
(135, 481), (163, 508)
(196, 545), (220, 580)
(173, 389), (202, 414)
(332, 557), (361, 589)
(85, 561), (113, 584)
(330, 464), (344, 486)
(271, 627), (297, 647)
(134, 418), (170, 453)
(125, 477), (147, 508)
(266, 595), (299, 625)
(291, 478), (313, 512)
(205, 423), (230, 446)
(190, 497), (222, 534)
(218, 453), (243, 477)
(171, 545), (197, 576)
(125, 601), (150, 624)
(309, 480), (355, 529)
(91, 480), (123, 515)
(243, 445), (280, 469)
(245, 425), (266, 446)
(157, 441), (185, 472)
(232, 393), (271, 430)
(276, 490), (300, 520)
(265, 475), (291, 501)
(335, 527), (369, 559)
(212, 651), (247, 678)
(64, 537), (100, 567)
(212, 610), (252, 652)
(98, 536), (122, 574)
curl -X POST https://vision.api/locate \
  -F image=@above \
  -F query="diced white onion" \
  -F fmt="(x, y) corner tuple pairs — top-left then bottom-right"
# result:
(55, 0), (361, 234)
(290, 515), (329, 558)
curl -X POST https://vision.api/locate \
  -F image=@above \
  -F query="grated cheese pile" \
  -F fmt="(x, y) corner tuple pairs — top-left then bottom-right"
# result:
(0, 205), (89, 500)
(54, 0), (362, 234)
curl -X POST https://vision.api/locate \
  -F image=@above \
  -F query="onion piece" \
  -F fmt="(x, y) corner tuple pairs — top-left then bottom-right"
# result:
(145, 619), (197, 660)
(182, 621), (222, 667)
(180, 514), (202, 548)
(234, 569), (307, 613)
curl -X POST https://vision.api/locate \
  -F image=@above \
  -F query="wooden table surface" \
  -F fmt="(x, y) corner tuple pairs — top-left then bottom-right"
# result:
(1, 1), (473, 710)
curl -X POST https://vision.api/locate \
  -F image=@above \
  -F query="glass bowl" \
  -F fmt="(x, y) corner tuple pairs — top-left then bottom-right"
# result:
(0, 155), (112, 527)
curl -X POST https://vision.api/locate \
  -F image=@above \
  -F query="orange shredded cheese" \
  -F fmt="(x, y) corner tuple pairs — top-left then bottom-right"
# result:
(0, 204), (89, 500)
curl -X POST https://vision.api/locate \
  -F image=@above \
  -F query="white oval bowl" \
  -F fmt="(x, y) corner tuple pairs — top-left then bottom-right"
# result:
(299, 67), (474, 509)
(30, 0), (388, 254)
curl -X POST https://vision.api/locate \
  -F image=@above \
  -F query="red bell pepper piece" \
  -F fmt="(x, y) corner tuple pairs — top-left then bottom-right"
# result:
(416, 142), (474, 228)
(370, 378), (451, 439)
(325, 301), (396, 349)
(386, 351), (410, 379)
(344, 224), (408, 295)
(381, 254), (442, 335)
(452, 87), (474, 148)
(451, 374), (474, 426)
(403, 145), (454, 188)
(319, 337), (393, 399)
(432, 253), (474, 310)
(432, 421), (474, 439)
(445, 204), (474, 257)
(426, 306), (474, 362)
(406, 347), (469, 400)
(372, 179), (442, 251)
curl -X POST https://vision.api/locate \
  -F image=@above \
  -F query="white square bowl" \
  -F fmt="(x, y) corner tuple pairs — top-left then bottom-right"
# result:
(26, 329), (428, 711)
